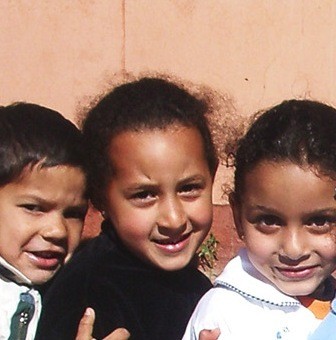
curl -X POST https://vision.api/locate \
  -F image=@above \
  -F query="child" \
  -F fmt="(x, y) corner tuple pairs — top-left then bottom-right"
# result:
(0, 103), (87, 339)
(35, 76), (219, 339)
(183, 99), (336, 339)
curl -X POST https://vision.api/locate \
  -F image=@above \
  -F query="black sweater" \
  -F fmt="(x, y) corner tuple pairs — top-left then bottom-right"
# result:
(35, 222), (212, 340)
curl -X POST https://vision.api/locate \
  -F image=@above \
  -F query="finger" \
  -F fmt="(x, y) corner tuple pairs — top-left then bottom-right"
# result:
(199, 328), (221, 340)
(103, 328), (130, 340)
(75, 307), (95, 340)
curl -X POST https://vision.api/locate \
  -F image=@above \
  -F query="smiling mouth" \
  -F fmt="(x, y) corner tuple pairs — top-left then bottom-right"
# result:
(275, 265), (319, 280)
(155, 232), (192, 245)
(154, 232), (192, 253)
(27, 251), (65, 269)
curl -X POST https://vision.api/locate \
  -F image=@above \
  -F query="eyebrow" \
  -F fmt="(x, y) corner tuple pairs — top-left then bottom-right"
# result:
(18, 194), (87, 208)
(178, 175), (206, 186)
(18, 194), (52, 204)
(125, 175), (206, 191)
(250, 204), (336, 215)
(304, 208), (336, 215)
(248, 204), (277, 212)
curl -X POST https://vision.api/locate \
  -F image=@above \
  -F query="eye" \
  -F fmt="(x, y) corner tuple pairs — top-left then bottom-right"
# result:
(129, 190), (157, 207)
(306, 216), (336, 232)
(131, 190), (155, 200)
(19, 204), (44, 213)
(137, 191), (152, 199)
(179, 182), (203, 198)
(252, 214), (283, 233)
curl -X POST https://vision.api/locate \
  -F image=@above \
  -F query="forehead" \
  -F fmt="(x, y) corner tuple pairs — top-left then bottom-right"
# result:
(19, 163), (84, 179)
(243, 161), (336, 211)
(11, 164), (86, 197)
(107, 126), (209, 175)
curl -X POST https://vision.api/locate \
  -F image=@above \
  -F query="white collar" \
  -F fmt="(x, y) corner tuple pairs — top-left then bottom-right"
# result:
(214, 248), (300, 307)
(0, 256), (32, 286)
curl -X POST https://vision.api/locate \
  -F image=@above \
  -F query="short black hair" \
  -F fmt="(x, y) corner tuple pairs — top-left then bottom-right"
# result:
(0, 102), (85, 186)
(234, 99), (336, 198)
(82, 77), (218, 209)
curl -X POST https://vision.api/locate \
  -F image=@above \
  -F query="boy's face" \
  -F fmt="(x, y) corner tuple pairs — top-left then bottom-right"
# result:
(231, 161), (336, 296)
(0, 164), (87, 285)
(104, 126), (213, 271)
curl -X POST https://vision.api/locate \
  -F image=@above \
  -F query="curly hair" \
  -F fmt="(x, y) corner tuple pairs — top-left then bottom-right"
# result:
(234, 99), (336, 199)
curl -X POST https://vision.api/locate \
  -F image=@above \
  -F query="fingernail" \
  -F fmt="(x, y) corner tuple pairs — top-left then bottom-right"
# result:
(85, 307), (94, 316)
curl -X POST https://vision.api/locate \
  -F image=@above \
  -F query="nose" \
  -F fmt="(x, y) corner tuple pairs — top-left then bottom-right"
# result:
(41, 213), (68, 242)
(157, 196), (187, 233)
(279, 227), (310, 263)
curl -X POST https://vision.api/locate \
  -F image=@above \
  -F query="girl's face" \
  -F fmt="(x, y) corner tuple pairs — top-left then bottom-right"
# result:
(231, 161), (336, 296)
(103, 126), (214, 271)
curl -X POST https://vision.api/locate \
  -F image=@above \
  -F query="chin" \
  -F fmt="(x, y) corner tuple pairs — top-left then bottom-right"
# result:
(155, 257), (192, 272)
(29, 271), (57, 286)
(277, 283), (317, 297)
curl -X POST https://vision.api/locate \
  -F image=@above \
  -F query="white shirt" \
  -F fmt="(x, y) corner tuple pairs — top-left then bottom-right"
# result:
(182, 249), (320, 340)
(0, 256), (41, 340)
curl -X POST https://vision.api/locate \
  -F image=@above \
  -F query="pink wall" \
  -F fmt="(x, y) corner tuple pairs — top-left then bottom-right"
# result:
(2, 1), (336, 203)
(2, 1), (336, 267)
(0, 1), (124, 119)
(2, 1), (336, 119)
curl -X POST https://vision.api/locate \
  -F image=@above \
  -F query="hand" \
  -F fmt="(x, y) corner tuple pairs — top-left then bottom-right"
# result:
(199, 328), (221, 340)
(76, 307), (130, 340)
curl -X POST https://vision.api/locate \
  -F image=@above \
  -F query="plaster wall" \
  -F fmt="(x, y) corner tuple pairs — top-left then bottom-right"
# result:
(1, 1), (336, 264)
(1, 1), (336, 204)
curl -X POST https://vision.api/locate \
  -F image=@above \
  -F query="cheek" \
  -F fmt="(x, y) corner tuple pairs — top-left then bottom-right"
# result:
(187, 197), (213, 227)
(0, 223), (33, 253)
(196, 207), (213, 231)
(246, 242), (271, 261)
(315, 237), (336, 263)
(111, 209), (154, 241)
(244, 230), (276, 264)
(67, 225), (84, 252)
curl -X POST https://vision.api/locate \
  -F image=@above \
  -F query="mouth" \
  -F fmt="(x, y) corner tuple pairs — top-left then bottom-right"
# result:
(154, 232), (192, 254)
(26, 250), (65, 270)
(275, 265), (319, 280)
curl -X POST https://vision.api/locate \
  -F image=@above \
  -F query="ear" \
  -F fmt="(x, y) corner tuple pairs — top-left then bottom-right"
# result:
(91, 196), (108, 220)
(229, 192), (244, 240)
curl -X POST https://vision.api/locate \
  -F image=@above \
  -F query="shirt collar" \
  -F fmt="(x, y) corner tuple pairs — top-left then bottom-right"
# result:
(0, 256), (32, 286)
(214, 248), (300, 307)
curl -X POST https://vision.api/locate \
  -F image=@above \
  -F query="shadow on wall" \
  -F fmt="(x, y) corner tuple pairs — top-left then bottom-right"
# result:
(209, 205), (243, 277)
(82, 204), (243, 280)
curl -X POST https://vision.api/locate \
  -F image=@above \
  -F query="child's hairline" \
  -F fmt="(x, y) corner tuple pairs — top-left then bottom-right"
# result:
(106, 122), (218, 174)
(232, 99), (336, 199)
(232, 156), (336, 200)
(3, 159), (86, 187)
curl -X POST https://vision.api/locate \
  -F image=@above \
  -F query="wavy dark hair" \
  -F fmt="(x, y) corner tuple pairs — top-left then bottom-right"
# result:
(234, 99), (336, 199)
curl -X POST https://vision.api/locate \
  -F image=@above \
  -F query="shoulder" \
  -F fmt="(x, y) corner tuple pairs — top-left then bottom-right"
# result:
(185, 286), (319, 340)
(182, 286), (235, 340)
(183, 267), (213, 291)
(193, 284), (248, 316)
(41, 233), (120, 306)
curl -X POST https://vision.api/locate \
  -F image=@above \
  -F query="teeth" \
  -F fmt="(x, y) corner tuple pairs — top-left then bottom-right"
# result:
(31, 251), (59, 259)
(157, 239), (177, 245)
(156, 232), (190, 245)
(156, 240), (172, 245)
